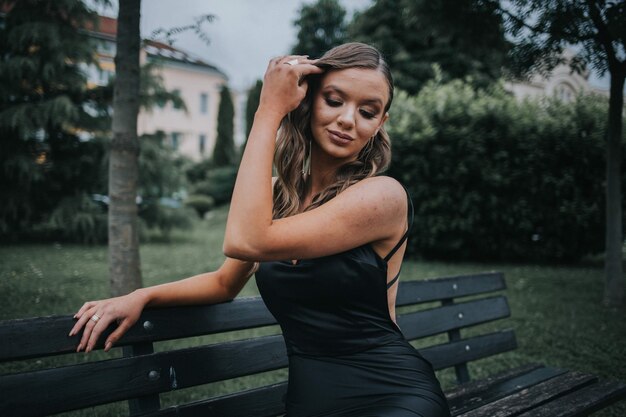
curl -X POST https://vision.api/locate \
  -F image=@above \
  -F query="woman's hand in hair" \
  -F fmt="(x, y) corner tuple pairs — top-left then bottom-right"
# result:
(258, 55), (323, 120)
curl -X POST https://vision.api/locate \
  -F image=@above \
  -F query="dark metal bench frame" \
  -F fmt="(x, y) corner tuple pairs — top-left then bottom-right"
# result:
(1, 272), (625, 416)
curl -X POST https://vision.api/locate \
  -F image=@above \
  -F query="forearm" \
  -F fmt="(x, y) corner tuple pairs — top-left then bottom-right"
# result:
(134, 271), (233, 308)
(224, 109), (282, 257)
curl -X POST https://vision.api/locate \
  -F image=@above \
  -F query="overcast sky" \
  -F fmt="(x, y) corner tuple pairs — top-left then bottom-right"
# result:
(98, 0), (609, 92)
(136, 0), (372, 91)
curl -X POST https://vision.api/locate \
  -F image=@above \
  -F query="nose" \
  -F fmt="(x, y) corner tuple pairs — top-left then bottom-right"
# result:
(337, 105), (355, 129)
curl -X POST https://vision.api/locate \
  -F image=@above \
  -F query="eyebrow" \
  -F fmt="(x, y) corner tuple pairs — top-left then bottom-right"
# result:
(322, 85), (384, 108)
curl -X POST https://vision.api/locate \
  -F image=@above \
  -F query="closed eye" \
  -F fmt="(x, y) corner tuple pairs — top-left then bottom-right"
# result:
(360, 109), (376, 119)
(324, 97), (342, 107)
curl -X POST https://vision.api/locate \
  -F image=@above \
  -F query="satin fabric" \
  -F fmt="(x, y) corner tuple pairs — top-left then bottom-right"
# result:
(256, 192), (450, 416)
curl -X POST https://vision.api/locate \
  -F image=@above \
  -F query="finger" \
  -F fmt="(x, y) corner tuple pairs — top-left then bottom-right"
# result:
(104, 319), (133, 352)
(296, 63), (325, 77)
(77, 310), (101, 351)
(280, 54), (309, 63)
(69, 305), (97, 338)
(293, 57), (317, 65)
(74, 301), (95, 319)
(269, 55), (285, 67)
(85, 314), (109, 353)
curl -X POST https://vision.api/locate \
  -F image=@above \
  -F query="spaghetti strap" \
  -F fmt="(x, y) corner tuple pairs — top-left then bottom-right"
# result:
(386, 269), (401, 289)
(383, 185), (415, 262)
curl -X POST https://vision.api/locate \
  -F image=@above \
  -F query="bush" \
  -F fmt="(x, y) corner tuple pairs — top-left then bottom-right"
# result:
(185, 194), (215, 218)
(189, 165), (238, 206)
(139, 202), (193, 239)
(37, 194), (108, 244)
(386, 79), (624, 262)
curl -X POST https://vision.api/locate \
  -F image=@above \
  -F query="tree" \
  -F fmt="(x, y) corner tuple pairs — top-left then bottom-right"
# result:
(291, 0), (347, 58)
(213, 85), (235, 167)
(499, 0), (625, 307)
(109, 0), (142, 296)
(0, 0), (102, 237)
(245, 79), (262, 140)
(348, 0), (510, 94)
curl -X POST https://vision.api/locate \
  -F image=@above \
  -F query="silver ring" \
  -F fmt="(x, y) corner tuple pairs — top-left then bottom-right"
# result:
(285, 58), (299, 66)
(91, 314), (101, 323)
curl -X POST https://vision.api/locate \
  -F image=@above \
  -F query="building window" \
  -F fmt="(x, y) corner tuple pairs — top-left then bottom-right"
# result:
(173, 89), (183, 109)
(200, 93), (208, 114)
(555, 83), (575, 103)
(171, 132), (180, 149)
(199, 134), (206, 154)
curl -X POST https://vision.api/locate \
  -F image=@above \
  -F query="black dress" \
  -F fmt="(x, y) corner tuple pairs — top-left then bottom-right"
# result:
(256, 188), (451, 417)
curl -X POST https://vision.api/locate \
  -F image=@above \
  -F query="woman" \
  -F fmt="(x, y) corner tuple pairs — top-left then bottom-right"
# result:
(69, 43), (451, 416)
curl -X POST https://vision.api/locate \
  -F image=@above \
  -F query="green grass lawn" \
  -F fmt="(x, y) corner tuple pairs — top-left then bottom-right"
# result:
(1, 205), (625, 416)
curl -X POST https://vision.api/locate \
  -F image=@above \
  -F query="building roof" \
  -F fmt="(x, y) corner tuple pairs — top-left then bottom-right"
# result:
(143, 39), (227, 79)
(88, 15), (226, 78)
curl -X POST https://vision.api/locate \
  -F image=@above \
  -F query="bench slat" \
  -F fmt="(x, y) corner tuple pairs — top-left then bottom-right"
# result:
(445, 363), (544, 400)
(421, 330), (517, 371)
(396, 272), (505, 306)
(459, 371), (596, 416)
(0, 297), (277, 362)
(516, 378), (626, 417)
(0, 335), (287, 417)
(448, 365), (568, 415)
(0, 273), (504, 362)
(140, 382), (288, 417)
(399, 296), (510, 340)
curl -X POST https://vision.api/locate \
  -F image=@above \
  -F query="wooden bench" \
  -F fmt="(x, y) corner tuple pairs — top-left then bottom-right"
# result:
(1, 272), (625, 416)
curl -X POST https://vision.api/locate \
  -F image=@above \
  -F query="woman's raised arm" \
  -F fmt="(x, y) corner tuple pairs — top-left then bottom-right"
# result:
(224, 57), (404, 263)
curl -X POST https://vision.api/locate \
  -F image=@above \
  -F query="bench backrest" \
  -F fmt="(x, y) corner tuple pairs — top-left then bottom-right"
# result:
(0, 271), (515, 417)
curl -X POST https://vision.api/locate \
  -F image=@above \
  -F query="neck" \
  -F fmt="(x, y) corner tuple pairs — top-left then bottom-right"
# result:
(303, 143), (351, 205)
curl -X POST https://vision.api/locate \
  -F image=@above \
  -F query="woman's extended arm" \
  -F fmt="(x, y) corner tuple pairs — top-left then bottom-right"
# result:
(69, 258), (257, 353)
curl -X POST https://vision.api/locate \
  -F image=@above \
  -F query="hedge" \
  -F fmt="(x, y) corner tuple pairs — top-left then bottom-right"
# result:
(386, 79), (624, 262)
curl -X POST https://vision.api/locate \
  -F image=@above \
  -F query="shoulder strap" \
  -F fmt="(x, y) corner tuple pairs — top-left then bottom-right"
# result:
(383, 185), (414, 263)
(386, 269), (401, 289)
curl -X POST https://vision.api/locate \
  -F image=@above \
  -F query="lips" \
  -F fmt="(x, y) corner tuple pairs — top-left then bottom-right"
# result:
(327, 129), (354, 145)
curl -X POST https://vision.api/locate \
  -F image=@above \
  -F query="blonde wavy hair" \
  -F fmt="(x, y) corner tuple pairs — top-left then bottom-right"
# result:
(272, 42), (394, 219)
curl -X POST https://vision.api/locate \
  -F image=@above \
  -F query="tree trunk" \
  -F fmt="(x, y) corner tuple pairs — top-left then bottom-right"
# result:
(604, 70), (625, 308)
(109, 0), (142, 296)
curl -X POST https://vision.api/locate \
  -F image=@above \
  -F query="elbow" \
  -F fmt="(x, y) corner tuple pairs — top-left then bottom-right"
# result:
(223, 235), (262, 261)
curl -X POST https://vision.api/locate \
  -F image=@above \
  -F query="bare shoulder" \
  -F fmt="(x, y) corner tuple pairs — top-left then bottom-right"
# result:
(339, 176), (407, 219)
(346, 176), (405, 202)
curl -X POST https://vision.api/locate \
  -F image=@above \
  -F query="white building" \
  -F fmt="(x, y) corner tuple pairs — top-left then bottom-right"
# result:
(504, 49), (608, 102)
(87, 16), (234, 162)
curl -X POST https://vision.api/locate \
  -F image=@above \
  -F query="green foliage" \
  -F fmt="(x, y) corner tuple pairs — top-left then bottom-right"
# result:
(139, 204), (193, 240)
(137, 131), (193, 239)
(190, 165), (238, 206)
(185, 194), (215, 218)
(291, 0), (347, 58)
(0, 133), (108, 240)
(42, 194), (108, 244)
(185, 157), (214, 183)
(501, 0), (626, 79)
(213, 85), (236, 167)
(387, 79), (623, 262)
(0, 0), (99, 136)
(348, 0), (510, 94)
(139, 131), (187, 200)
(140, 61), (186, 112)
(0, 0), (109, 241)
(245, 79), (263, 139)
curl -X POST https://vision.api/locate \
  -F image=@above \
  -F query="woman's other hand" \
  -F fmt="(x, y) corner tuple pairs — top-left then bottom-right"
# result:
(68, 290), (148, 353)
(258, 55), (323, 119)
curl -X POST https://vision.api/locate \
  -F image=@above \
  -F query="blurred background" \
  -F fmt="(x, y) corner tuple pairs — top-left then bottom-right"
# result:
(0, 0), (625, 415)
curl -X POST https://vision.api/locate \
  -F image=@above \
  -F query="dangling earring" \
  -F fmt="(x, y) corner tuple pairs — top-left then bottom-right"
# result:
(302, 138), (311, 177)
